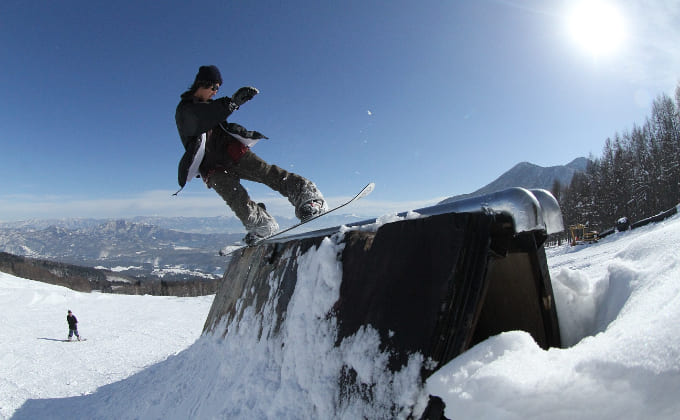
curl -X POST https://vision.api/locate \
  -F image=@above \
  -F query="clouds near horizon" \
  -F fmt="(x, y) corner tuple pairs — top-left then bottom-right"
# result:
(0, 190), (444, 223)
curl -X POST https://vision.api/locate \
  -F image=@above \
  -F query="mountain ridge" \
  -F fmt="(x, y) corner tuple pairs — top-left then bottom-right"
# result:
(441, 157), (588, 203)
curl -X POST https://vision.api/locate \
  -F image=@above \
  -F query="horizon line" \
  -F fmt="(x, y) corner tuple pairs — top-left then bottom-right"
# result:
(0, 190), (447, 224)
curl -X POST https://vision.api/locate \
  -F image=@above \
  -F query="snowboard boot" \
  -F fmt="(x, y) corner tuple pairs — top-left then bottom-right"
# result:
(243, 203), (279, 245)
(297, 199), (328, 222)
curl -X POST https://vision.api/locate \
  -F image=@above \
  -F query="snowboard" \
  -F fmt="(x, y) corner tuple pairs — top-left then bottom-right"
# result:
(219, 182), (375, 256)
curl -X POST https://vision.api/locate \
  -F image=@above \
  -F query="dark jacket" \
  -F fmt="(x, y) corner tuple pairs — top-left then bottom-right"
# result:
(175, 92), (238, 188)
(67, 314), (78, 330)
(175, 92), (270, 191)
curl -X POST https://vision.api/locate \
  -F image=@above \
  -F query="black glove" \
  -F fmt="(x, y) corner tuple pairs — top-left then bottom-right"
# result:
(231, 86), (259, 106)
(251, 131), (268, 139)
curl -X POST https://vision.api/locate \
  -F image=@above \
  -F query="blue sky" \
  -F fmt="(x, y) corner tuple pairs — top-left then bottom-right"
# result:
(1, 0), (678, 222)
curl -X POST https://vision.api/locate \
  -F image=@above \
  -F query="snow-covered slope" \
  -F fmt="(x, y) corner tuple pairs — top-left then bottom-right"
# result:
(4, 211), (680, 419)
(0, 277), (213, 419)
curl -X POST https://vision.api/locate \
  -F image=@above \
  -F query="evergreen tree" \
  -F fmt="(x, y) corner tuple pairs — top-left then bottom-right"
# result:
(628, 124), (652, 219)
(650, 94), (680, 208)
(560, 83), (680, 234)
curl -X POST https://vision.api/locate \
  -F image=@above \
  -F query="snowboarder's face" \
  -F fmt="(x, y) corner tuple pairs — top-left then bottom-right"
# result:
(194, 83), (220, 101)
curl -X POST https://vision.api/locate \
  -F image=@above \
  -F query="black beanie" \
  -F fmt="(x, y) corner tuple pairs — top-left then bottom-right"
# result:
(195, 65), (222, 84)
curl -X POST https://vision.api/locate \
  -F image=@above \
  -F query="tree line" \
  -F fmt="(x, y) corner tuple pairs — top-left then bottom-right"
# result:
(552, 84), (680, 233)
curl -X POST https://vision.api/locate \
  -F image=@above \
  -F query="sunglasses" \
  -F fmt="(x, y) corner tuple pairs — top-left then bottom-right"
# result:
(199, 82), (220, 92)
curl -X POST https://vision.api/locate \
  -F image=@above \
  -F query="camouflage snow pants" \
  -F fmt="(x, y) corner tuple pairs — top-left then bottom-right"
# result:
(205, 150), (324, 232)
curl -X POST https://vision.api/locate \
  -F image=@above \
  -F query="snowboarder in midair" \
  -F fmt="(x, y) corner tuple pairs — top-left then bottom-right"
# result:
(66, 310), (80, 341)
(174, 65), (327, 244)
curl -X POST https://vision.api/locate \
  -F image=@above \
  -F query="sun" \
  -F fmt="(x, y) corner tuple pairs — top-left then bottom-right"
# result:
(567, 0), (626, 57)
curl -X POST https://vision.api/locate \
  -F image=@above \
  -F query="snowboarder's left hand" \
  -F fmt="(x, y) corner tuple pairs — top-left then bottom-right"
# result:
(231, 87), (259, 106)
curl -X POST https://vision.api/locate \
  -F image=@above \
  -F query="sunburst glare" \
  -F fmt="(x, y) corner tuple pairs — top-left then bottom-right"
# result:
(567, 0), (626, 57)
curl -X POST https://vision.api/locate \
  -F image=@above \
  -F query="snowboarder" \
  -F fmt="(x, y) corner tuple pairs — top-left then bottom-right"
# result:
(66, 310), (80, 341)
(174, 65), (328, 244)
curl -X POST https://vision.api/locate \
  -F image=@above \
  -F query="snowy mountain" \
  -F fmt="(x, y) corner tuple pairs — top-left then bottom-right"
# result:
(0, 220), (241, 280)
(0, 215), (367, 281)
(0, 215), (296, 235)
(3, 209), (680, 419)
(441, 157), (588, 203)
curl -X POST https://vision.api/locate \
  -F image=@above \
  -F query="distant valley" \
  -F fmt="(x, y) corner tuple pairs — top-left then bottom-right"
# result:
(0, 220), (242, 281)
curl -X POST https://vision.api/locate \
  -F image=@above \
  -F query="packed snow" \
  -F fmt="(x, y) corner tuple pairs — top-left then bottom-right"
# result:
(0, 280), (213, 419)
(2, 212), (680, 419)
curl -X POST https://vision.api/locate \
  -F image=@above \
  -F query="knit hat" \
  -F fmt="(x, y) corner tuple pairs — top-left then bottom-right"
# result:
(195, 65), (222, 85)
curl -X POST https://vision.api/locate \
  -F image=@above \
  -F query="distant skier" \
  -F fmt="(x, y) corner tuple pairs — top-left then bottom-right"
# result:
(174, 65), (328, 244)
(66, 310), (80, 341)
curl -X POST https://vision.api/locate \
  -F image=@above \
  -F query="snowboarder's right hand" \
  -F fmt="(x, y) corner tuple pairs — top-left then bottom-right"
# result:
(231, 87), (259, 106)
(251, 130), (268, 139)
